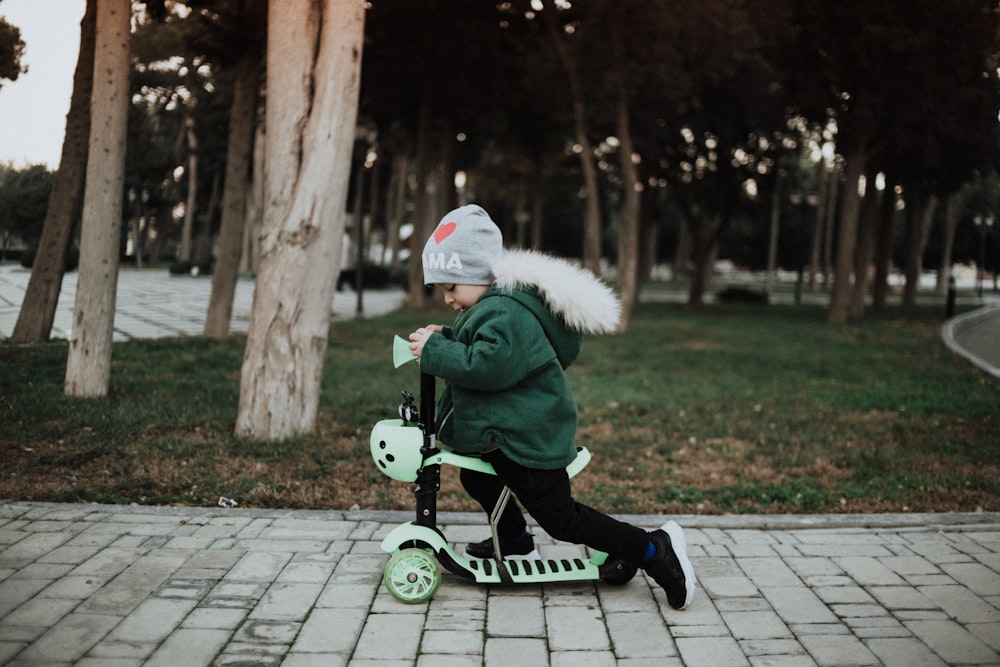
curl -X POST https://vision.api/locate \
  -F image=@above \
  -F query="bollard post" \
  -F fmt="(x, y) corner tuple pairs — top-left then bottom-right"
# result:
(946, 276), (956, 319)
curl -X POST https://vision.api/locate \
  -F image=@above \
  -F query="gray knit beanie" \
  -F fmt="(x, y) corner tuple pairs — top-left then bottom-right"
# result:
(421, 204), (503, 286)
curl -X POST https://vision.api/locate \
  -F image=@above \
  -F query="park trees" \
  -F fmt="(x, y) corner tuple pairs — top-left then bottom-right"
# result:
(9, 0), (95, 343)
(782, 0), (1000, 322)
(235, 0), (365, 438)
(64, 0), (130, 397)
(0, 6), (25, 88)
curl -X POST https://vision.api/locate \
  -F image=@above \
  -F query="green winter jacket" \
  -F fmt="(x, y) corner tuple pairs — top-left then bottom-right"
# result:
(418, 250), (620, 470)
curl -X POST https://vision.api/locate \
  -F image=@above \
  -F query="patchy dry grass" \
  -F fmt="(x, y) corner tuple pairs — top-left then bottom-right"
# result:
(1, 302), (997, 515)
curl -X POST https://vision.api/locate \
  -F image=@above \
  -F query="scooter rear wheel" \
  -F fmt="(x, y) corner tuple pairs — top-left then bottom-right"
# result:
(383, 548), (441, 603)
(599, 557), (638, 586)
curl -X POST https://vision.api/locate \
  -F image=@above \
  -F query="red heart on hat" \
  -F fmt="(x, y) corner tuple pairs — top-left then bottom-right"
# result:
(433, 221), (457, 244)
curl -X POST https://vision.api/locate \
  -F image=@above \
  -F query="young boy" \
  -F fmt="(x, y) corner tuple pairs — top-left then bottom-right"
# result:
(407, 204), (696, 609)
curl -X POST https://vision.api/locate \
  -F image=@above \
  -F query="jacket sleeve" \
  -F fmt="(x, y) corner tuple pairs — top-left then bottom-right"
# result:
(420, 303), (533, 391)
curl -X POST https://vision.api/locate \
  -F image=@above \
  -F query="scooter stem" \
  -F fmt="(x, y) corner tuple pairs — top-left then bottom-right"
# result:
(415, 371), (439, 529)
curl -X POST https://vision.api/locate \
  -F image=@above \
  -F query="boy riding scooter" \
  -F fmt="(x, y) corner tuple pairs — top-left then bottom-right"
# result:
(405, 204), (696, 610)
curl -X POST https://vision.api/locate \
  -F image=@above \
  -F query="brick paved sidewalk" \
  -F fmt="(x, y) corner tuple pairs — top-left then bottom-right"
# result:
(1, 502), (998, 666)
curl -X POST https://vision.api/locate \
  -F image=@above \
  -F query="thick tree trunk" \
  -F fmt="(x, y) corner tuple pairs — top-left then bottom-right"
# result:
(236, 0), (365, 439)
(901, 189), (937, 306)
(10, 0), (95, 343)
(205, 46), (261, 337)
(64, 0), (130, 397)
(828, 138), (866, 324)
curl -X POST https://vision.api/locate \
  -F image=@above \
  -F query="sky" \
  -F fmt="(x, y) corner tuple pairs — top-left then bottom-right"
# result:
(0, 0), (86, 169)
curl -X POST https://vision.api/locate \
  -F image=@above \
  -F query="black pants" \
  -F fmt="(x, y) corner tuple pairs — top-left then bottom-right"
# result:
(460, 448), (651, 564)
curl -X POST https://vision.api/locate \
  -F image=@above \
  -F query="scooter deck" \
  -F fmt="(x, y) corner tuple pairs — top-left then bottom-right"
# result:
(464, 554), (601, 584)
(381, 521), (606, 585)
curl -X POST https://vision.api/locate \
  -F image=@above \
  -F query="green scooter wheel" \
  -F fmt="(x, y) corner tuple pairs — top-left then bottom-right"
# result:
(383, 548), (441, 603)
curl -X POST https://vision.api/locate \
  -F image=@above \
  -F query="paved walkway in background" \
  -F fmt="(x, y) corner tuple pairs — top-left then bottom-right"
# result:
(942, 305), (1000, 379)
(1, 503), (999, 667)
(0, 264), (406, 341)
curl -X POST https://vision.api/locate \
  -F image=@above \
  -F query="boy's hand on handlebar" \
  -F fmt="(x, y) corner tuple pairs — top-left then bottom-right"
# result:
(408, 325), (442, 357)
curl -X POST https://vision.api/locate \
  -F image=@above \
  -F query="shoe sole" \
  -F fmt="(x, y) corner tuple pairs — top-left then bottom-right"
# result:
(662, 520), (696, 609)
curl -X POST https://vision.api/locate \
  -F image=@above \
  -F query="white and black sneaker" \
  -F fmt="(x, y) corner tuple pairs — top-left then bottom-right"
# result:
(644, 520), (696, 609)
(464, 533), (540, 561)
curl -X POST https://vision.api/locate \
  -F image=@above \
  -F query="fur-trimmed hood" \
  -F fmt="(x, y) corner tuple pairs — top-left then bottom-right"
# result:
(492, 249), (620, 335)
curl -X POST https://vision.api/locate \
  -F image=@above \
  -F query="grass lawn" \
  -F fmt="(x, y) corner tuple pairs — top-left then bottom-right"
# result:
(1, 300), (997, 515)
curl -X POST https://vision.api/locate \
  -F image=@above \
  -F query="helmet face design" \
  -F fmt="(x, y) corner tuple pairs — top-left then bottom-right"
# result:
(370, 419), (425, 482)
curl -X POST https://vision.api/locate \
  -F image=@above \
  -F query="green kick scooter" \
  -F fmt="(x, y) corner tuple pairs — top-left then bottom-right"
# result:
(369, 336), (637, 603)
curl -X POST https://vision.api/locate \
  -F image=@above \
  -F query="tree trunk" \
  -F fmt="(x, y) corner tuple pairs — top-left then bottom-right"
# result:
(765, 166), (783, 295)
(236, 0), (365, 439)
(807, 158), (827, 291)
(195, 171), (220, 261)
(822, 160), (840, 290)
(384, 151), (407, 265)
(828, 138), (866, 324)
(240, 121), (266, 275)
(613, 81), (640, 333)
(407, 96), (432, 308)
(64, 0), (130, 397)
(685, 211), (724, 310)
(531, 158), (545, 250)
(205, 45), (261, 337)
(935, 192), (962, 296)
(541, 0), (601, 273)
(177, 117), (198, 262)
(901, 189), (937, 306)
(10, 0), (96, 343)
(849, 167), (880, 319)
(871, 175), (896, 312)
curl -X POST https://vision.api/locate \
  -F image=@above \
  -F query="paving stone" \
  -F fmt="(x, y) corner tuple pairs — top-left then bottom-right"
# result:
(13, 612), (121, 663)
(0, 533), (73, 568)
(292, 608), (366, 653)
(143, 628), (231, 667)
(352, 612), (424, 660)
(739, 558), (803, 587)
(834, 556), (907, 586)
(226, 552), (293, 582)
(486, 593), (544, 637)
(676, 635), (750, 666)
(485, 637), (548, 666)
(760, 587), (838, 624)
(420, 628), (483, 655)
(104, 597), (197, 644)
(547, 603), (610, 651)
(941, 563), (1000, 596)
(605, 610), (677, 658)
(798, 633), (880, 666)
(903, 619), (1000, 665)
(722, 610), (793, 640)
(918, 584), (1000, 623)
(0, 597), (80, 630)
(247, 582), (323, 622)
(865, 637), (949, 666)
